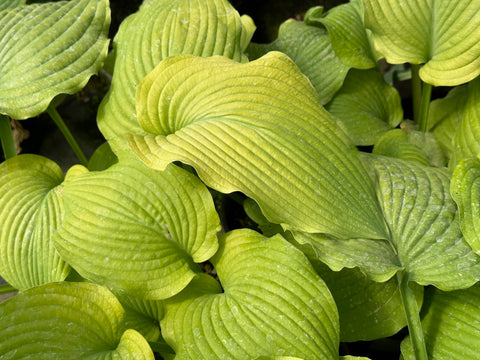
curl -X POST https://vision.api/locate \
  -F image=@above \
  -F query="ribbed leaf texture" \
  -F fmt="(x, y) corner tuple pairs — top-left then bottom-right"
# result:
(128, 52), (388, 240)
(54, 156), (220, 300)
(295, 154), (480, 290)
(97, 0), (254, 155)
(364, 0), (480, 86)
(161, 229), (339, 359)
(0, 282), (154, 359)
(0, 0), (25, 12)
(0, 154), (71, 290)
(401, 285), (480, 359)
(0, 0), (110, 119)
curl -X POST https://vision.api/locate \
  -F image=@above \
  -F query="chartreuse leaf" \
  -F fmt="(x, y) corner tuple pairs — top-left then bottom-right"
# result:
(401, 285), (480, 359)
(312, 260), (422, 342)
(451, 158), (480, 254)
(0, 0), (25, 12)
(326, 68), (402, 145)
(373, 127), (446, 167)
(0, 282), (154, 359)
(307, 0), (377, 69)
(0, 0), (110, 119)
(429, 85), (468, 162)
(0, 154), (73, 291)
(247, 19), (350, 104)
(161, 229), (339, 360)
(54, 156), (220, 300)
(128, 52), (388, 240)
(363, 0), (480, 86)
(295, 154), (480, 290)
(451, 77), (480, 168)
(97, 0), (254, 155)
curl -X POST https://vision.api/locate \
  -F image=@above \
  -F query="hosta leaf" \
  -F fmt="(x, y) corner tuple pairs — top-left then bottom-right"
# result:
(128, 52), (388, 240)
(0, 0), (110, 119)
(0, 154), (72, 290)
(0, 282), (154, 359)
(161, 229), (339, 360)
(313, 261), (423, 342)
(0, 0), (25, 12)
(307, 0), (377, 69)
(326, 68), (402, 145)
(401, 285), (480, 359)
(54, 156), (220, 300)
(97, 0), (254, 155)
(247, 19), (350, 104)
(429, 85), (468, 162)
(451, 157), (480, 254)
(363, 0), (480, 86)
(451, 77), (480, 168)
(295, 154), (480, 290)
(88, 141), (119, 171)
(373, 128), (446, 167)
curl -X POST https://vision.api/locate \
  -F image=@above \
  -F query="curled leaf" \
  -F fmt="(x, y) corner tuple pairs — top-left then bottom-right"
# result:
(161, 229), (339, 360)
(128, 52), (388, 240)
(0, 0), (110, 119)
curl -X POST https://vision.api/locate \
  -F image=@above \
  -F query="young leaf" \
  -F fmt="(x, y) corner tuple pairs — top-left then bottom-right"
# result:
(128, 52), (389, 240)
(295, 154), (480, 290)
(54, 156), (220, 300)
(308, 0), (377, 69)
(161, 229), (339, 360)
(0, 282), (154, 359)
(326, 68), (403, 146)
(97, 0), (254, 155)
(451, 157), (480, 254)
(247, 19), (350, 104)
(401, 285), (480, 359)
(0, 154), (72, 291)
(0, 0), (110, 119)
(363, 0), (480, 86)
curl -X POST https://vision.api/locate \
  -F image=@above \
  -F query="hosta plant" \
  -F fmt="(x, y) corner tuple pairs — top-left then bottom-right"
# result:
(2, 0), (480, 359)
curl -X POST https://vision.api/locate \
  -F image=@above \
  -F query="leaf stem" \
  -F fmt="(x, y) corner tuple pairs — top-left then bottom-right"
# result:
(397, 272), (428, 360)
(0, 283), (17, 295)
(47, 104), (88, 166)
(417, 82), (432, 132)
(0, 115), (17, 160)
(411, 64), (422, 123)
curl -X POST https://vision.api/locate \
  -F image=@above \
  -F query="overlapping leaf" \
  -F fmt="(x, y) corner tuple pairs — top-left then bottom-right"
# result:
(326, 68), (403, 145)
(451, 158), (480, 254)
(295, 154), (480, 290)
(97, 0), (255, 155)
(0, 282), (154, 359)
(401, 285), (480, 359)
(247, 19), (350, 104)
(128, 52), (388, 240)
(161, 229), (339, 359)
(0, 0), (110, 119)
(0, 154), (72, 291)
(54, 156), (220, 300)
(363, 0), (480, 86)
(307, 0), (377, 69)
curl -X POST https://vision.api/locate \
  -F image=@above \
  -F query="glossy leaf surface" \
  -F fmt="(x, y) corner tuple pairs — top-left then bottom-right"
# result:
(129, 52), (388, 240)
(54, 156), (220, 300)
(0, 154), (71, 290)
(97, 0), (254, 155)
(0, 0), (110, 119)
(0, 282), (154, 359)
(161, 229), (339, 359)
(364, 0), (480, 85)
